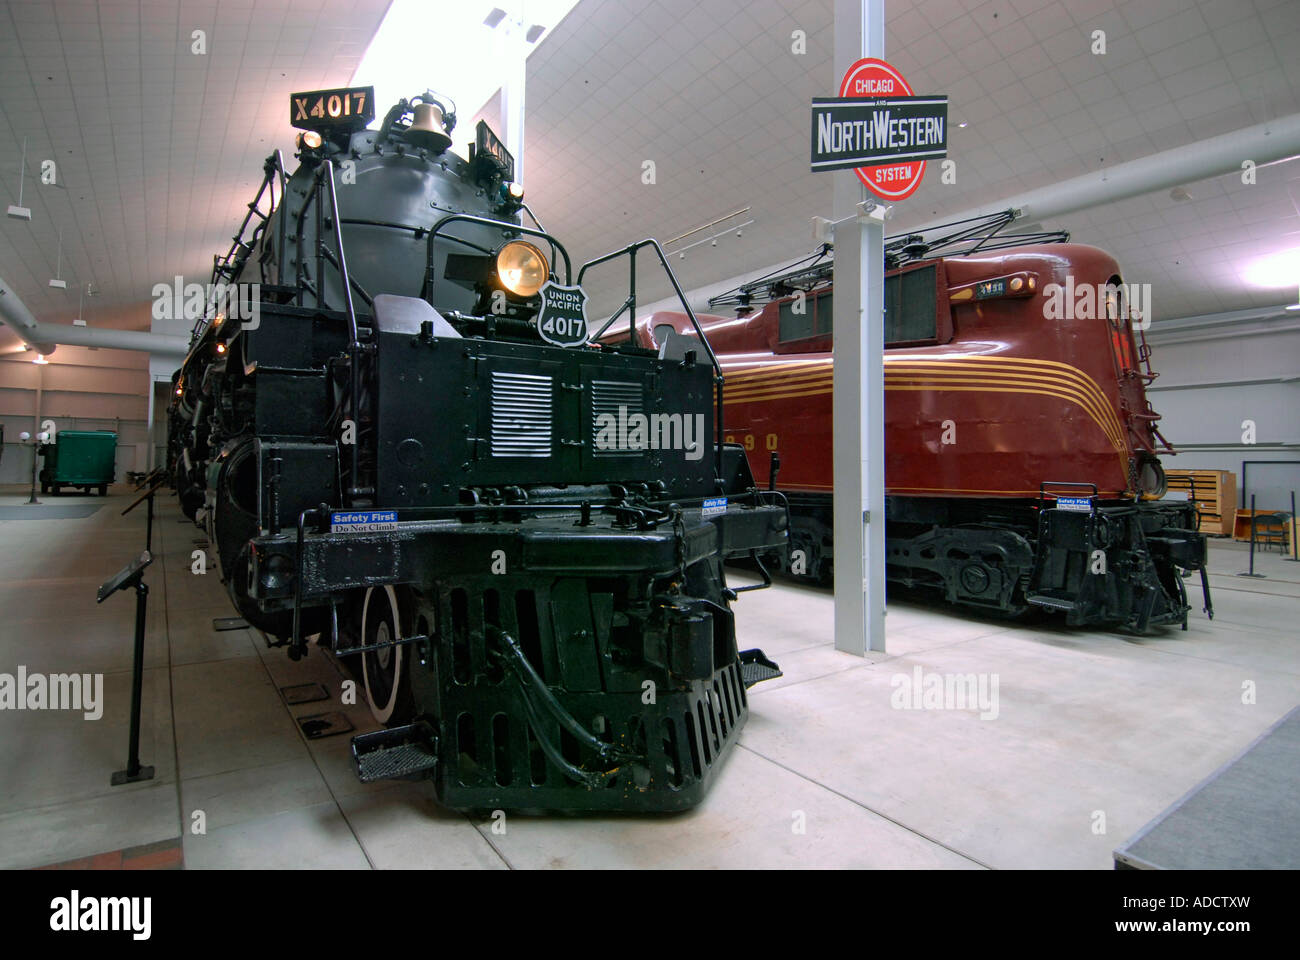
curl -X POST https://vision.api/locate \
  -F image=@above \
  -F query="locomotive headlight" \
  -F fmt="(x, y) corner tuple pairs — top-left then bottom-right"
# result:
(298, 130), (323, 150)
(495, 240), (548, 297)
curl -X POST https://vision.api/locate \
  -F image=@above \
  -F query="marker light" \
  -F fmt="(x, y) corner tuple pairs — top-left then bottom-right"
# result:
(299, 130), (323, 150)
(506, 181), (524, 200)
(215, 342), (226, 354)
(495, 240), (548, 297)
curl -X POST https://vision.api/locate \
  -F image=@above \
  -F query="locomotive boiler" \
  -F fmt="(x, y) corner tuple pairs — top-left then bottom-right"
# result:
(610, 214), (1212, 632)
(167, 87), (787, 813)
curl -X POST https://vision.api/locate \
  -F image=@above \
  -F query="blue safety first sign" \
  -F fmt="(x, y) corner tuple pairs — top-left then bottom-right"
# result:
(330, 510), (398, 532)
(1055, 497), (1093, 513)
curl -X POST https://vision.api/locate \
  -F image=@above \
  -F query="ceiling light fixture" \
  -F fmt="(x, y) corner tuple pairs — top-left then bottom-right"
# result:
(484, 7), (546, 42)
(666, 208), (753, 256)
(49, 227), (67, 288)
(7, 136), (32, 220)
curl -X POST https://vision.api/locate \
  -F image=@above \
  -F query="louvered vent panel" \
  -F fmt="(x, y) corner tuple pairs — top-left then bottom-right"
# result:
(591, 380), (643, 457)
(490, 371), (552, 458)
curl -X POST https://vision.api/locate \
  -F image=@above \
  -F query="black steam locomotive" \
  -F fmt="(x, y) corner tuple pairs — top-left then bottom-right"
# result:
(168, 88), (788, 813)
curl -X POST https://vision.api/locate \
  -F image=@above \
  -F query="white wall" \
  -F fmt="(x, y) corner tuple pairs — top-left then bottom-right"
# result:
(1148, 317), (1300, 511)
(0, 304), (155, 485)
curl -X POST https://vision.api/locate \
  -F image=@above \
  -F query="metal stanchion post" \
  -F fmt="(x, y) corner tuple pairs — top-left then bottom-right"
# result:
(26, 439), (40, 505)
(1237, 492), (1265, 578)
(1284, 491), (1298, 563)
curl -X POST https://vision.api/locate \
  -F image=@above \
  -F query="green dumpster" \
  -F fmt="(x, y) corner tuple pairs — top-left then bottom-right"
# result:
(39, 430), (117, 496)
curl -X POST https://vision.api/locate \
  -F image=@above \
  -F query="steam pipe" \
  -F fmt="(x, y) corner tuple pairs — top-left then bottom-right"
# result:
(2, 275), (190, 357)
(31, 321), (188, 356)
(909, 112), (1300, 233)
(0, 275), (56, 354)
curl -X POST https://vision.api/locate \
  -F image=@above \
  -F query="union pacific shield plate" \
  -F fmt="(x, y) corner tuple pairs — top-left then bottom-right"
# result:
(536, 282), (589, 347)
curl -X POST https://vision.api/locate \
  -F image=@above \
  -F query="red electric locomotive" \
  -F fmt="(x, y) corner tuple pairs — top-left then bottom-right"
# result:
(604, 213), (1212, 631)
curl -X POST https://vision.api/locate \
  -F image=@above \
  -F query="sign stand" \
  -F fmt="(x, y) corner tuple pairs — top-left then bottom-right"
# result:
(98, 552), (156, 786)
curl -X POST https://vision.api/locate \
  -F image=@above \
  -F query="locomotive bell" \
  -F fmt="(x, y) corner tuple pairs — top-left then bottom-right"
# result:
(408, 102), (452, 153)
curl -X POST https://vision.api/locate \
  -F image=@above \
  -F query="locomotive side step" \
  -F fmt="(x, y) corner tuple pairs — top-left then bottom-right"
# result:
(1026, 593), (1077, 612)
(351, 721), (438, 782)
(739, 649), (783, 688)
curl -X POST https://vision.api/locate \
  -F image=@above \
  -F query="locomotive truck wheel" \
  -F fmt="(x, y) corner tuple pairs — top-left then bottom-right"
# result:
(98, 484), (108, 496)
(361, 585), (416, 726)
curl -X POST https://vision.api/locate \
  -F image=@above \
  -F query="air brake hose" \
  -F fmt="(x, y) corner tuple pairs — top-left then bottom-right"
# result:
(488, 627), (643, 785)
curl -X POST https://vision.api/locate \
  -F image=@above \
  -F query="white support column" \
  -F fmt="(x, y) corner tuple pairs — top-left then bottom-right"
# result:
(145, 383), (156, 472)
(832, 0), (887, 655)
(501, 54), (526, 185)
(495, 4), (527, 186)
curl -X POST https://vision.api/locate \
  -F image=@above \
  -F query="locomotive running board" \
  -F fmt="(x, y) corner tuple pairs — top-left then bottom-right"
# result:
(739, 649), (783, 687)
(351, 721), (438, 782)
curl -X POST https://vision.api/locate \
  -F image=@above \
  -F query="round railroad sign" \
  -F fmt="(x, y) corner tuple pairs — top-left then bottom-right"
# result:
(838, 57), (927, 201)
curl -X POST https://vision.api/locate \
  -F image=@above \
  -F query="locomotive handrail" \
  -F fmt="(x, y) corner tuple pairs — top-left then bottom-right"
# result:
(193, 149), (288, 345)
(420, 213), (572, 303)
(1039, 481), (1099, 501)
(290, 505), (319, 659)
(578, 239), (720, 371)
(338, 217), (494, 255)
(287, 160), (367, 498)
(321, 160), (363, 496)
(578, 238), (725, 484)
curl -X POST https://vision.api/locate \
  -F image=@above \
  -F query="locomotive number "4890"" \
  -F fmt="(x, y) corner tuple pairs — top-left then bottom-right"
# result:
(725, 432), (780, 452)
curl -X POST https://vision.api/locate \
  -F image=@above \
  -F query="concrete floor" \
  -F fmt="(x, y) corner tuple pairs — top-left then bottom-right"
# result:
(0, 482), (1295, 869)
